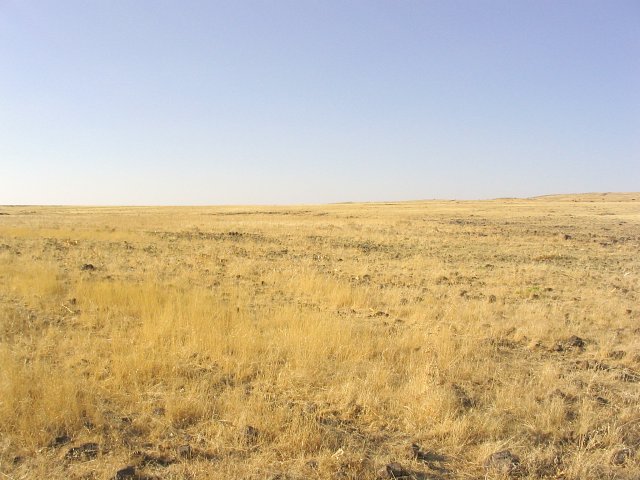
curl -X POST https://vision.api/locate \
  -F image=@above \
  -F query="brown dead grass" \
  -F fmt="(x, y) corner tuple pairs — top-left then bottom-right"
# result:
(0, 193), (639, 479)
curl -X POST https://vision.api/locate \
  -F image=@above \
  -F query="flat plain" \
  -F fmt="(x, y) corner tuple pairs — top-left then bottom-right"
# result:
(0, 193), (639, 479)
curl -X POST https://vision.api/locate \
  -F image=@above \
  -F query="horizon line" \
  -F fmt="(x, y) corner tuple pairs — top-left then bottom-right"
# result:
(1, 192), (639, 209)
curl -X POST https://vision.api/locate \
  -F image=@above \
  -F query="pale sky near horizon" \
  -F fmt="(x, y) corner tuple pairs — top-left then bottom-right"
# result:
(1, 1), (639, 205)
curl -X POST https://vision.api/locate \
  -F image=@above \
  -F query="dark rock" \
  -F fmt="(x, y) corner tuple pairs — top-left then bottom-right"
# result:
(531, 455), (563, 477)
(132, 450), (175, 467)
(488, 295), (497, 303)
(115, 466), (136, 479)
(574, 359), (610, 371)
(451, 384), (475, 409)
(244, 425), (259, 444)
(385, 462), (412, 478)
(611, 448), (633, 465)
(410, 444), (449, 475)
(555, 335), (586, 351)
(380, 464), (440, 479)
(563, 234), (572, 240)
(566, 335), (585, 348)
(549, 389), (576, 403)
(411, 444), (447, 463)
(618, 369), (640, 382)
(65, 442), (99, 460)
(412, 443), (425, 460)
(81, 263), (96, 271)
(484, 450), (520, 474)
(50, 434), (71, 447)
(608, 350), (626, 360)
(177, 444), (192, 459)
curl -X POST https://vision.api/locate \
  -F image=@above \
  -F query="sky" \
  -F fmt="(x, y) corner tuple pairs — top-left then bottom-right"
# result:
(1, 1), (639, 205)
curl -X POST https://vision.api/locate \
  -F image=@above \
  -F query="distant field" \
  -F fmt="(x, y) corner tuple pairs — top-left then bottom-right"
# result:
(1, 193), (638, 479)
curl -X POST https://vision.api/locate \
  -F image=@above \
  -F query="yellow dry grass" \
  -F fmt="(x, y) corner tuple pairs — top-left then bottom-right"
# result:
(0, 193), (638, 479)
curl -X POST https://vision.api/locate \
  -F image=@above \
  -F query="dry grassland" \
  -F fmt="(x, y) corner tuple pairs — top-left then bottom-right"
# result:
(0, 193), (639, 479)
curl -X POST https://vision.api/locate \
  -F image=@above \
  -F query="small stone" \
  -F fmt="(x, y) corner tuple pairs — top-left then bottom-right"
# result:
(65, 442), (99, 460)
(608, 350), (625, 360)
(131, 450), (174, 467)
(152, 407), (165, 416)
(114, 466), (136, 479)
(488, 295), (497, 303)
(385, 462), (412, 478)
(81, 263), (96, 271)
(177, 444), (192, 458)
(565, 335), (585, 348)
(611, 448), (632, 465)
(51, 434), (71, 447)
(484, 450), (520, 474)
(411, 443), (447, 464)
(244, 425), (259, 445)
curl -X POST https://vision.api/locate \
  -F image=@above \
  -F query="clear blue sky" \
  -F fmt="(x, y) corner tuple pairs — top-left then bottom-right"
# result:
(1, 1), (638, 205)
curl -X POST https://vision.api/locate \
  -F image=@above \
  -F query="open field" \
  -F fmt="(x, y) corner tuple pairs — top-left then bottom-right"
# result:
(0, 193), (639, 479)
